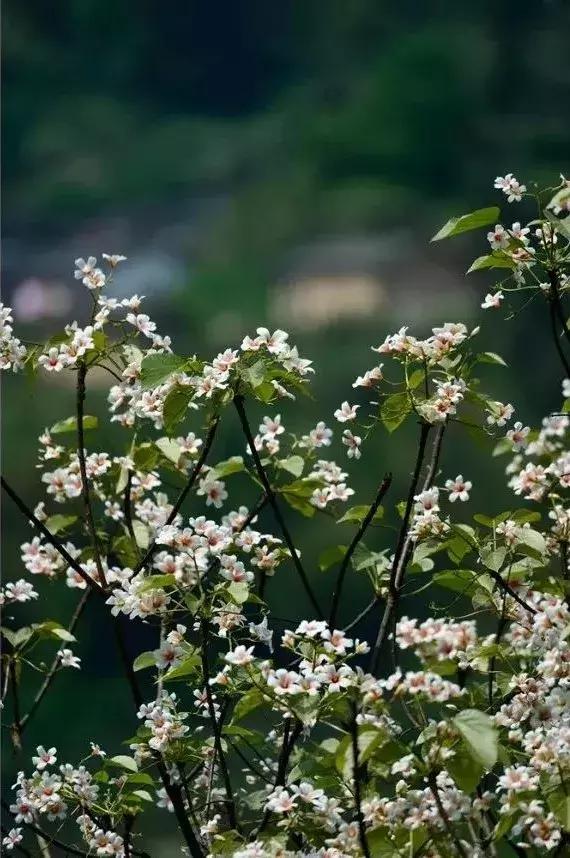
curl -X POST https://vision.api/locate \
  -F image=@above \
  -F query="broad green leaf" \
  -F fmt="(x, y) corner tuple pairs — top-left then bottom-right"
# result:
(162, 387), (192, 433)
(2, 625), (34, 648)
(548, 789), (570, 831)
(33, 621), (76, 643)
(476, 351), (508, 367)
(466, 252), (515, 273)
(226, 581), (249, 604)
(240, 359), (266, 389)
(380, 392), (411, 433)
(453, 709), (498, 770)
(447, 747), (484, 793)
(431, 206), (500, 241)
(138, 574), (177, 593)
(132, 520), (149, 549)
(45, 514), (77, 535)
(140, 353), (187, 389)
(318, 545), (347, 571)
(276, 455), (304, 478)
(433, 569), (477, 593)
(133, 443), (160, 471)
(51, 415), (98, 434)
(107, 755), (138, 773)
(480, 545), (507, 573)
(132, 651), (156, 672)
(231, 687), (266, 723)
(209, 456), (245, 481)
(155, 437), (183, 465)
(163, 651), (200, 681)
(337, 505), (384, 525)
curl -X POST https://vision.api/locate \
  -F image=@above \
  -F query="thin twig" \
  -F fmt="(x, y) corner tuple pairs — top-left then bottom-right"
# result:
(76, 361), (107, 588)
(1, 477), (105, 595)
(19, 591), (91, 735)
(369, 422), (433, 673)
(113, 619), (204, 857)
(428, 774), (469, 858)
(200, 620), (240, 831)
(233, 394), (323, 618)
(349, 703), (371, 858)
(329, 473), (392, 628)
(135, 418), (220, 573)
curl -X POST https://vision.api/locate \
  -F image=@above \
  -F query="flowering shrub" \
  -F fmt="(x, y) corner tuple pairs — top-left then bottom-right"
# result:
(1, 175), (570, 857)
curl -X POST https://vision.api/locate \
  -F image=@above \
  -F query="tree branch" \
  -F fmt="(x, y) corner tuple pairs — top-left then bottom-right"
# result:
(134, 417), (220, 573)
(1, 477), (105, 595)
(233, 394), (323, 618)
(329, 473), (392, 628)
(76, 361), (107, 588)
(19, 591), (91, 735)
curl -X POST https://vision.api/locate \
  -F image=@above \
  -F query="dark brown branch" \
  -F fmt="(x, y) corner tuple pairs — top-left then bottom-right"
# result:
(256, 718), (303, 836)
(19, 591), (91, 735)
(329, 473), (392, 628)
(199, 620), (240, 831)
(349, 703), (371, 858)
(134, 417), (220, 573)
(1, 477), (105, 595)
(76, 361), (108, 588)
(428, 774), (469, 858)
(548, 292), (570, 377)
(113, 619), (204, 857)
(233, 394), (323, 618)
(369, 422), (433, 673)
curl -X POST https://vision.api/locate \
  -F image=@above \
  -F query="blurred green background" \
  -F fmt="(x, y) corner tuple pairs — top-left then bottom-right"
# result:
(2, 1), (569, 853)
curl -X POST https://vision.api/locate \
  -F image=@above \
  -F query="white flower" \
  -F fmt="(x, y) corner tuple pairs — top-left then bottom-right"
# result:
(506, 421), (530, 451)
(102, 253), (127, 267)
(32, 745), (57, 770)
(445, 475), (472, 502)
(342, 429), (362, 459)
(334, 401), (360, 423)
(494, 173), (527, 202)
(224, 645), (255, 666)
(58, 648), (81, 669)
(481, 291), (504, 309)
(2, 828), (23, 851)
(487, 224), (509, 250)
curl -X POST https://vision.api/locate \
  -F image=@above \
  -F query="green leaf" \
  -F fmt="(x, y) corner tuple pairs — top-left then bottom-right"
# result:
(480, 545), (507, 573)
(466, 252), (515, 273)
(318, 545), (347, 571)
(45, 514), (77, 535)
(209, 456), (245, 480)
(132, 651), (156, 672)
(107, 755), (138, 773)
(366, 828), (401, 857)
(163, 650), (200, 681)
(433, 569), (477, 594)
(431, 206), (500, 241)
(140, 353), (187, 389)
(130, 789), (153, 803)
(381, 392), (411, 433)
(231, 687), (266, 723)
(162, 387), (192, 434)
(155, 437), (183, 464)
(548, 789), (570, 831)
(476, 351), (508, 367)
(276, 455), (304, 478)
(138, 574), (176, 593)
(133, 443), (160, 471)
(226, 581), (249, 604)
(2, 626), (34, 648)
(517, 528), (546, 560)
(337, 505), (384, 525)
(33, 621), (76, 643)
(51, 415), (98, 434)
(132, 520), (149, 549)
(335, 727), (384, 781)
(447, 747), (484, 793)
(453, 709), (498, 770)
(240, 359), (266, 389)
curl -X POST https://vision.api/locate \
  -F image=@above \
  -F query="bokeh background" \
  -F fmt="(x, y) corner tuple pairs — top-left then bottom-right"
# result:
(2, 1), (569, 853)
